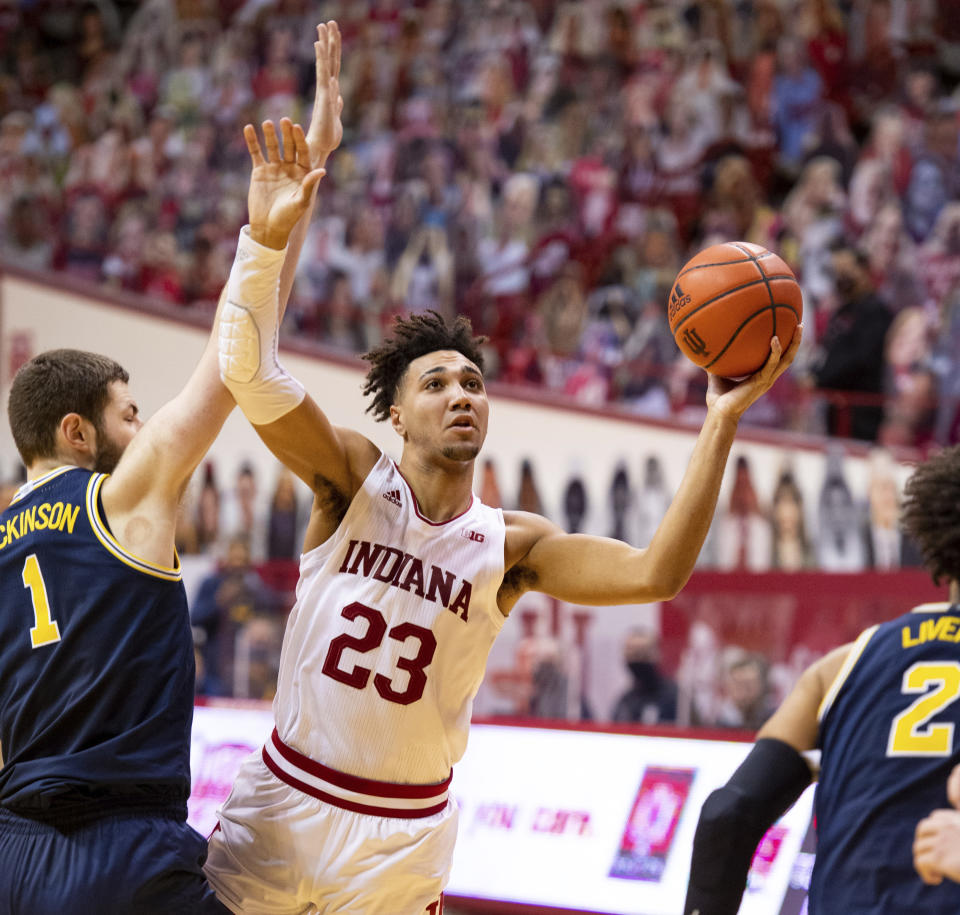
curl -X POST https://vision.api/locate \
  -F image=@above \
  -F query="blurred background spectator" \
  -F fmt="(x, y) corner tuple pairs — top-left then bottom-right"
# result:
(610, 627), (678, 725)
(190, 535), (281, 696)
(715, 650), (777, 731)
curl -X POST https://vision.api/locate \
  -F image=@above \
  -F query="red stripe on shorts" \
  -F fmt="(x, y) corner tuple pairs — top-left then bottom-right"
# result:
(268, 729), (451, 799)
(261, 747), (449, 819)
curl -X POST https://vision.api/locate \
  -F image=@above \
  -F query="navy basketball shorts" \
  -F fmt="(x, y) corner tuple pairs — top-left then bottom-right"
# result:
(0, 806), (230, 914)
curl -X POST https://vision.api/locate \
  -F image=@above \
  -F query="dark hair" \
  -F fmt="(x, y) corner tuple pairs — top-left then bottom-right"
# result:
(828, 238), (870, 270)
(8, 349), (129, 465)
(361, 311), (485, 422)
(901, 446), (960, 586)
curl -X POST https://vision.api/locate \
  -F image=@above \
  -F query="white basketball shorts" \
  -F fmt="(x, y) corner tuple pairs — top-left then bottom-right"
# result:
(204, 733), (456, 915)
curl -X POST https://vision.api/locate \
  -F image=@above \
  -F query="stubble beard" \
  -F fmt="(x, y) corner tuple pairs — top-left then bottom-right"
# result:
(92, 430), (126, 474)
(441, 443), (481, 462)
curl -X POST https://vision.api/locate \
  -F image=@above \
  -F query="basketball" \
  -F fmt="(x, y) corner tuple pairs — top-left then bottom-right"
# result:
(668, 241), (802, 378)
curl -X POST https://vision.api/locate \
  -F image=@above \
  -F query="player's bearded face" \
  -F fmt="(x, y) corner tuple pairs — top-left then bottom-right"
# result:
(92, 424), (126, 473)
(93, 380), (142, 473)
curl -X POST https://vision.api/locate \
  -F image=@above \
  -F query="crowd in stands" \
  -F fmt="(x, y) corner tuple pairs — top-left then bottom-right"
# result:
(2, 0), (960, 446)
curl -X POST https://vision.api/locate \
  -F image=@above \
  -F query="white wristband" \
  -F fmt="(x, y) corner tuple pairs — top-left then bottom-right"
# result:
(219, 226), (305, 425)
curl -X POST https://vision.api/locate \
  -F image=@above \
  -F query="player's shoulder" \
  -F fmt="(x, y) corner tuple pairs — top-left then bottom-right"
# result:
(334, 426), (382, 490)
(809, 642), (858, 696)
(502, 510), (560, 539)
(502, 510), (561, 565)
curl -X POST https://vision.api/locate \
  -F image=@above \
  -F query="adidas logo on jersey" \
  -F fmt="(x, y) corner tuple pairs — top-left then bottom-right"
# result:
(382, 489), (402, 506)
(461, 529), (485, 543)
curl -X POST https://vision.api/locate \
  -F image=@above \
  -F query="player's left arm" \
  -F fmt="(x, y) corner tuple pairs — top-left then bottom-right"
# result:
(682, 646), (845, 915)
(502, 330), (801, 610)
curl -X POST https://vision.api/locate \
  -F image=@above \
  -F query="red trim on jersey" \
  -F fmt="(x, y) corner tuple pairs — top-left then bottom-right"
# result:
(262, 747), (449, 819)
(269, 729), (452, 798)
(392, 462), (476, 526)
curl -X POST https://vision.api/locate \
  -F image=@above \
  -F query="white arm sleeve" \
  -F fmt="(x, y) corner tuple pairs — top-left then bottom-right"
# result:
(218, 226), (306, 425)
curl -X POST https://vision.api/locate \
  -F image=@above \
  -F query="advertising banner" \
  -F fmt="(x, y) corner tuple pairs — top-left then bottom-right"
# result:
(446, 723), (814, 914)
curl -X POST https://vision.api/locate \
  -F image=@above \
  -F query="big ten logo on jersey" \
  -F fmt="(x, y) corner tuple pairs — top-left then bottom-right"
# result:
(425, 897), (444, 915)
(0, 500), (81, 551)
(338, 539), (472, 621)
(461, 528), (485, 543)
(668, 282), (691, 323)
(608, 767), (695, 882)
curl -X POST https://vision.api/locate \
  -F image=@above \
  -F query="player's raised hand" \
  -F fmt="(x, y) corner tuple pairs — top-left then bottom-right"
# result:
(244, 118), (326, 250)
(305, 20), (343, 167)
(705, 324), (804, 421)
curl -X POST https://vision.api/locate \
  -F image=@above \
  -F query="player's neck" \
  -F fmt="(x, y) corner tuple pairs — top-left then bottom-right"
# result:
(396, 453), (474, 523)
(27, 455), (88, 481)
(950, 580), (959, 604)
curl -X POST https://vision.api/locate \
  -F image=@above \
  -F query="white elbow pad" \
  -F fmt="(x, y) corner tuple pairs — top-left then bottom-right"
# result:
(219, 227), (305, 425)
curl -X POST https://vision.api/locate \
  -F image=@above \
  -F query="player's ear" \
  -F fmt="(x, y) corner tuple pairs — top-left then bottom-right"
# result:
(58, 412), (95, 456)
(389, 404), (406, 438)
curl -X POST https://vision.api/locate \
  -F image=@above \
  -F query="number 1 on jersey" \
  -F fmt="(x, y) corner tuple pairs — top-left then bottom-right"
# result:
(22, 553), (61, 648)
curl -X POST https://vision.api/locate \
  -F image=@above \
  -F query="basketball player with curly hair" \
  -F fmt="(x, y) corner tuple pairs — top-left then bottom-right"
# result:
(685, 445), (960, 914)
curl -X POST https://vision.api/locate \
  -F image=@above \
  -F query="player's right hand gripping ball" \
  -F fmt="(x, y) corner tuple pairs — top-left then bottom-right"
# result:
(668, 241), (803, 378)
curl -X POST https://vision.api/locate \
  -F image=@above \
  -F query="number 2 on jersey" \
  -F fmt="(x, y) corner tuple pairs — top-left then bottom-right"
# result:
(887, 662), (960, 756)
(22, 553), (61, 648)
(322, 602), (436, 705)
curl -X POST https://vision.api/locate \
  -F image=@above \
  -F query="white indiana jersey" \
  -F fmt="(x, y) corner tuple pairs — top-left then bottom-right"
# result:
(274, 453), (506, 785)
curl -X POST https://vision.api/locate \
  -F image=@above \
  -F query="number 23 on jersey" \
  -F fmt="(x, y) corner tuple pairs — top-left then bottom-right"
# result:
(321, 602), (436, 706)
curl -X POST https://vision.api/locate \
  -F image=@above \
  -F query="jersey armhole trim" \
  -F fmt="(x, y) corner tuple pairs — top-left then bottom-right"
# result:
(86, 474), (182, 581)
(817, 624), (879, 723)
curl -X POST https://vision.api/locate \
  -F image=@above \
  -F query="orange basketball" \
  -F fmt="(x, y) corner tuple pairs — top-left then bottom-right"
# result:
(668, 241), (802, 378)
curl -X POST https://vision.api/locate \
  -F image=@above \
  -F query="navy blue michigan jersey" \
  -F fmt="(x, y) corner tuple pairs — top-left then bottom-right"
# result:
(812, 602), (960, 913)
(0, 465), (194, 815)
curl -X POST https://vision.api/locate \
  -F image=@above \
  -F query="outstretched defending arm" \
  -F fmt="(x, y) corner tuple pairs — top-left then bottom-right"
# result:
(277, 21), (343, 310)
(217, 25), (380, 508)
(97, 22), (342, 569)
(218, 114), (380, 509)
(682, 646), (845, 915)
(99, 120), (326, 567)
